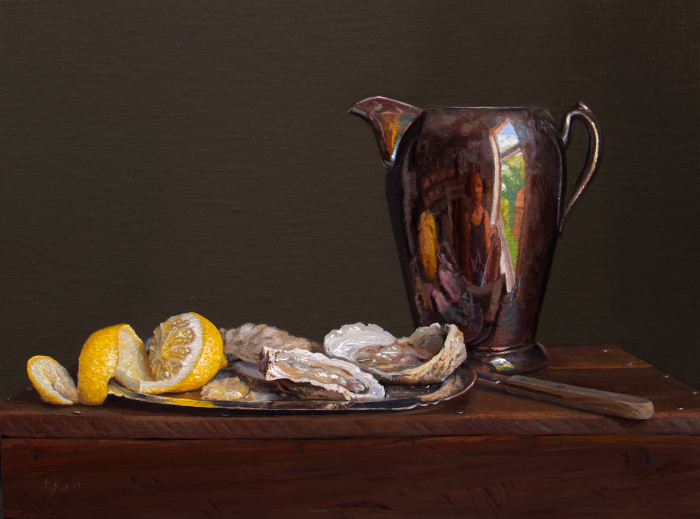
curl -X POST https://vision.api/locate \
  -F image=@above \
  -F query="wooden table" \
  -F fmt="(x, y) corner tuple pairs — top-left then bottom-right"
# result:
(1, 344), (699, 518)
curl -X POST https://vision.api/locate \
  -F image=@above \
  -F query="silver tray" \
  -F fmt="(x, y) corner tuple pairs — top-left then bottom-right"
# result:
(107, 366), (476, 412)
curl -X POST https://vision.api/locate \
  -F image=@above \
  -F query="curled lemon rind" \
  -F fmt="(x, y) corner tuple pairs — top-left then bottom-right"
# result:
(77, 325), (122, 405)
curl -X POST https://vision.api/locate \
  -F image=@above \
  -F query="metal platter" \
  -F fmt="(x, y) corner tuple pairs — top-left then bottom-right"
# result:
(107, 365), (476, 412)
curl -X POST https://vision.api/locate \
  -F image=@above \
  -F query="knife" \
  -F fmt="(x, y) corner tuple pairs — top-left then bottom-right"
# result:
(476, 370), (654, 420)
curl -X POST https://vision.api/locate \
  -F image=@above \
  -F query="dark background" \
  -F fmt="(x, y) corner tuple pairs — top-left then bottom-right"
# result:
(0, 1), (697, 396)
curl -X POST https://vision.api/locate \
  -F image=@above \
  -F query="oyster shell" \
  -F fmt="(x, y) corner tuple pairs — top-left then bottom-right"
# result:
(221, 323), (321, 364)
(274, 379), (346, 401)
(230, 361), (283, 401)
(232, 361), (267, 383)
(324, 322), (466, 385)
(259, 347), (385, 401)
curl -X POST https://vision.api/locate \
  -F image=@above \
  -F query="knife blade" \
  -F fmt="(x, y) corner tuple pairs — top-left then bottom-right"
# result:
(476, 369), (654, 420)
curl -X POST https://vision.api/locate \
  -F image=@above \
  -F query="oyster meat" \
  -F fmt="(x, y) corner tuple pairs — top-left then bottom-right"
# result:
(259, 347), (385, 401)
(324, 322), (466, 385)
(221, 323), (321, 364)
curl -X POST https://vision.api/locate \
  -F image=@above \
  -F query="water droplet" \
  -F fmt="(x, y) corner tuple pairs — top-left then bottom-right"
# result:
(221, 413), (229, 417)
(5, 396), (12, 401)
(623, 361), (633, 366)
(73, 410), (82, 415)
(601, 348), (609, 353)
(692, 391), (699, 395)
(675, 406), (684, 411)
(455, 409), (465, 415)
(662, 374), (670, 379)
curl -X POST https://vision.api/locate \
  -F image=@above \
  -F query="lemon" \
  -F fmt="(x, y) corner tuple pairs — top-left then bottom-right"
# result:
(200, 372), (250, 401)
(77, 324), (125, 405)
(135, 312), (227, 394)
(27, 356), (79, 405)
(75, 314), (225, 400)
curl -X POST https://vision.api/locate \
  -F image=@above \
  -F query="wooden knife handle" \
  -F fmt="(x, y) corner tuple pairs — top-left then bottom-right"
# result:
(505, 375), (654, 420)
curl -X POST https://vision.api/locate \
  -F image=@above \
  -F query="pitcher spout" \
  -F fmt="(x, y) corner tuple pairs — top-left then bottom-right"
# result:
(349, 96), (423, 169)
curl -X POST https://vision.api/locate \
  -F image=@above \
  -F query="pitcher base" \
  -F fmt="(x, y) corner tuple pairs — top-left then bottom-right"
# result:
(468, 342), (550, 374)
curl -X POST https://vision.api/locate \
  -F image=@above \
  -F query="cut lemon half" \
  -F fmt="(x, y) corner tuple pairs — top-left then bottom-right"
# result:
(133, 312), (227, 394)
(77, 324), (123, 405)
(27, 356), (79, 405)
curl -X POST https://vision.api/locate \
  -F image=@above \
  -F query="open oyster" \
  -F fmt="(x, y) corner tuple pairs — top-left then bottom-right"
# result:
(259, 347), (385, 401)
(324, 322), (466, 385)
(232, 361), (267, 383)
(230, 361), (282, 401)
(221, 323), (321, 364)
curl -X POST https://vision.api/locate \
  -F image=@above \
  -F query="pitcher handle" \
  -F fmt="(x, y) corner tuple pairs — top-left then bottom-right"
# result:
(559, 102), (603, 233)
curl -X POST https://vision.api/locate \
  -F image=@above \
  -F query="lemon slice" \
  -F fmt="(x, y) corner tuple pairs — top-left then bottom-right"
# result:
(134, 312), (227, 394)
(200, 372), (250, 401)
(27, 356), (79, 405)
(77, 325), (123, 405)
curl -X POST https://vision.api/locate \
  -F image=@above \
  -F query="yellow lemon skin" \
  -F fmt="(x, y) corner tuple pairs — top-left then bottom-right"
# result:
(77, 325), (123, 405)
(27, 355), (79, 405)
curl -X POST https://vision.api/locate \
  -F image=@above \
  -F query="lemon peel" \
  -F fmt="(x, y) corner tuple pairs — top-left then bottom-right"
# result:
(27, 356), (79, 405)
(77, 325), (122, 405)
(113, 325), (154, 391)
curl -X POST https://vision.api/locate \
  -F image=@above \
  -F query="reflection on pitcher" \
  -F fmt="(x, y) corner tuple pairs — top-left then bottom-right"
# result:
(495, 120), (527, 278)
(411, 210), (482, 341)
(406, 114), (535, 346)
(464, 173), (490, 286)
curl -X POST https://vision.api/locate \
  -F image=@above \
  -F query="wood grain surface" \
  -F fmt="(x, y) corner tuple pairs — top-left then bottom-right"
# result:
(3, 435), (698, 519)
(1, 345), (698, 440)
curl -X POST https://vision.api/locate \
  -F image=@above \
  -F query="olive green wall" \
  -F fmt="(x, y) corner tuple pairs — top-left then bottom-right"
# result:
(1, 1), (698, 396)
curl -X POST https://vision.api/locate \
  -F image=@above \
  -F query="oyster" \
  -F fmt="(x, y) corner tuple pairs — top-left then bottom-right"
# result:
(221, 323), (321, 364)
(231, 361), (283, 401)
(232, 361), (267, 383)
(274, 379), (345, 401)
(324, 322), (466, 385)
(259, 347), (385, 401)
